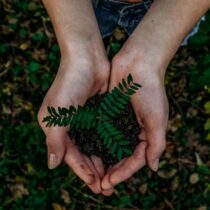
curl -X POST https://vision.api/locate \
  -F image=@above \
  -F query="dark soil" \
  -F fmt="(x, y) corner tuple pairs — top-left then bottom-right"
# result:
(68, 93), (141, 168)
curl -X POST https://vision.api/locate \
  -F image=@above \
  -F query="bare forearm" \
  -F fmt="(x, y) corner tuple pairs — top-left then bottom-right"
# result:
(42, 0), (102, 53)
(128, 0), (210, 71)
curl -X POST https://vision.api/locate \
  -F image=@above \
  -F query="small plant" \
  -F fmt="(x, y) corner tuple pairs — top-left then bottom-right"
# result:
(42, 74), (141, 160)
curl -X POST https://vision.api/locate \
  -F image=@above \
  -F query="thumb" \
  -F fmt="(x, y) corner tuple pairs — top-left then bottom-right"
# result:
(146, 125), (166, 172)
(46, 130), (66, 169)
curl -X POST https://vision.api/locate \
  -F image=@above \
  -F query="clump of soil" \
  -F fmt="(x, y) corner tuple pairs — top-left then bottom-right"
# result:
(68, 93), (141, 168)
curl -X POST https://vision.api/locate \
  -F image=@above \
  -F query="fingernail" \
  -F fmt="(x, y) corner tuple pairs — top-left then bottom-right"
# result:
(48, 153), (57, 169)
(152, 159), (159, 172)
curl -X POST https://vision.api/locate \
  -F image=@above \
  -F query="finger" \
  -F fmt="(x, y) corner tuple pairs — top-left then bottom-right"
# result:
(106, 165), (114, 174)
(84, 156), (102, 194)
(145, 126), (166, 172)
(102, 158), (127, 190)
(90, 155), (105, 178)
(108, 68), (118, 93)
(107, 158), (127, 174)
(64, 138), (95, 185)
(102, 141), (147, 190)
(138, 128), (147, 141)
(45, 128), (67, 170)
(102, 188), (114, 196)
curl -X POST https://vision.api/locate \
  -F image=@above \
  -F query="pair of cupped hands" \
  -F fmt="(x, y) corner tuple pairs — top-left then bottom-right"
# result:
(37, 36), (169, 196)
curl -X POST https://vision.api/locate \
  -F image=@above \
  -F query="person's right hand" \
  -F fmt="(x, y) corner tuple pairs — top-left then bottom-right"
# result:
(37, 45), (114, 195)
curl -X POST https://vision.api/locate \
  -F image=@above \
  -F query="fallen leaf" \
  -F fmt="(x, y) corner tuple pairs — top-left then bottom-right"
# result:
(61, 189), (71, 204)
(19, 43), (29, 51)
(170, 176), (179, 191)
(204, 101), (210, 114)
(189, 173), (199, 184)
(195, 152), (204, 166)
(15, 176), (28, 184)
(138, 183), (147, 195)
(197, 206), (207, 210)
(52, 203), (66, 210)
(158, 169), (177, 179)
(2, 104), (11, 114)
(8, 183), (29, 200)
(113, 27), (126, 41)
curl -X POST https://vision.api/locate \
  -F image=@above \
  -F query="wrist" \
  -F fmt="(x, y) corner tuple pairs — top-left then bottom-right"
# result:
(59, 35), (102, 57)
(58, 42), (110, 84)
(117, 38), (169, 79)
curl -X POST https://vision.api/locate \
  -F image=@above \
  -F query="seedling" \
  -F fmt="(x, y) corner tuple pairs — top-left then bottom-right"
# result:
(42, 73), (141, 160)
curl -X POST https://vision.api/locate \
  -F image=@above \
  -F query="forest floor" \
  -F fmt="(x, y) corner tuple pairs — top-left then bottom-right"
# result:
(0, 1), (210, 210)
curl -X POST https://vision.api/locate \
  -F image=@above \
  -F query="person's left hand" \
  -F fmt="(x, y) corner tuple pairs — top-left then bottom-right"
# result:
(101, 38), (169, 191)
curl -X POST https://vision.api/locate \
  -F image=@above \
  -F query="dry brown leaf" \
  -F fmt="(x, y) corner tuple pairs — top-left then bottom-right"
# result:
(6, 16), (18, 24)
(186, 128), (200, 148)
(19, 43), (29, 51)
(113, 27), (126, 41)
(52, 203), (66, 210)
(189, 173), (199, 184)
(138, 183), (148, 195)
(157, 169), (177, 179)
(32, 49), (47, 61)
(2, 104), (12, 114)
(195, 152), (204, 166)
(61, 189), (71, 204)
(196, 145), (210, 156)
(170, 176), (179, 191)
(8, 183), (29, 200)
(187, 107), (198, 117)
(15, 176), (28, 184)
(197, 206), (207, 210)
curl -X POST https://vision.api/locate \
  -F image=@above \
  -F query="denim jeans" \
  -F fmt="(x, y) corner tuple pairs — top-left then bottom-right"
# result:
(92, 0), (205, 46)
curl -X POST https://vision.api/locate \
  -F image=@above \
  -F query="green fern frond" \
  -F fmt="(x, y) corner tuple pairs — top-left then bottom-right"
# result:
(97, 73), (142, 118)
(70, 105), (97, 129)
(42, 104), (96, 129)
(97, 120), (130, 160)
(42, 73), (142, 161)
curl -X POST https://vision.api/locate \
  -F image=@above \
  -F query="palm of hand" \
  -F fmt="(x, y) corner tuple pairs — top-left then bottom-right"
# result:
(101, 57), (169, 191)
(38, 59), (114, 195)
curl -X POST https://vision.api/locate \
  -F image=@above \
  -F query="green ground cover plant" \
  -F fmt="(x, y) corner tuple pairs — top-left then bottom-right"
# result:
(0, 1), (210, 210)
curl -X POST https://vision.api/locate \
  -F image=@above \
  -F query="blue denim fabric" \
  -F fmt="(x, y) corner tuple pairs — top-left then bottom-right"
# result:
(92, 0), (204, 46)
(92, 0), (153, 37)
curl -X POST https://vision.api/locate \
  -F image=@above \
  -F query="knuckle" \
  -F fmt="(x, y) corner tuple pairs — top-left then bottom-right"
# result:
(85, 174), (95, 185)
(151, 139), (166, 156)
